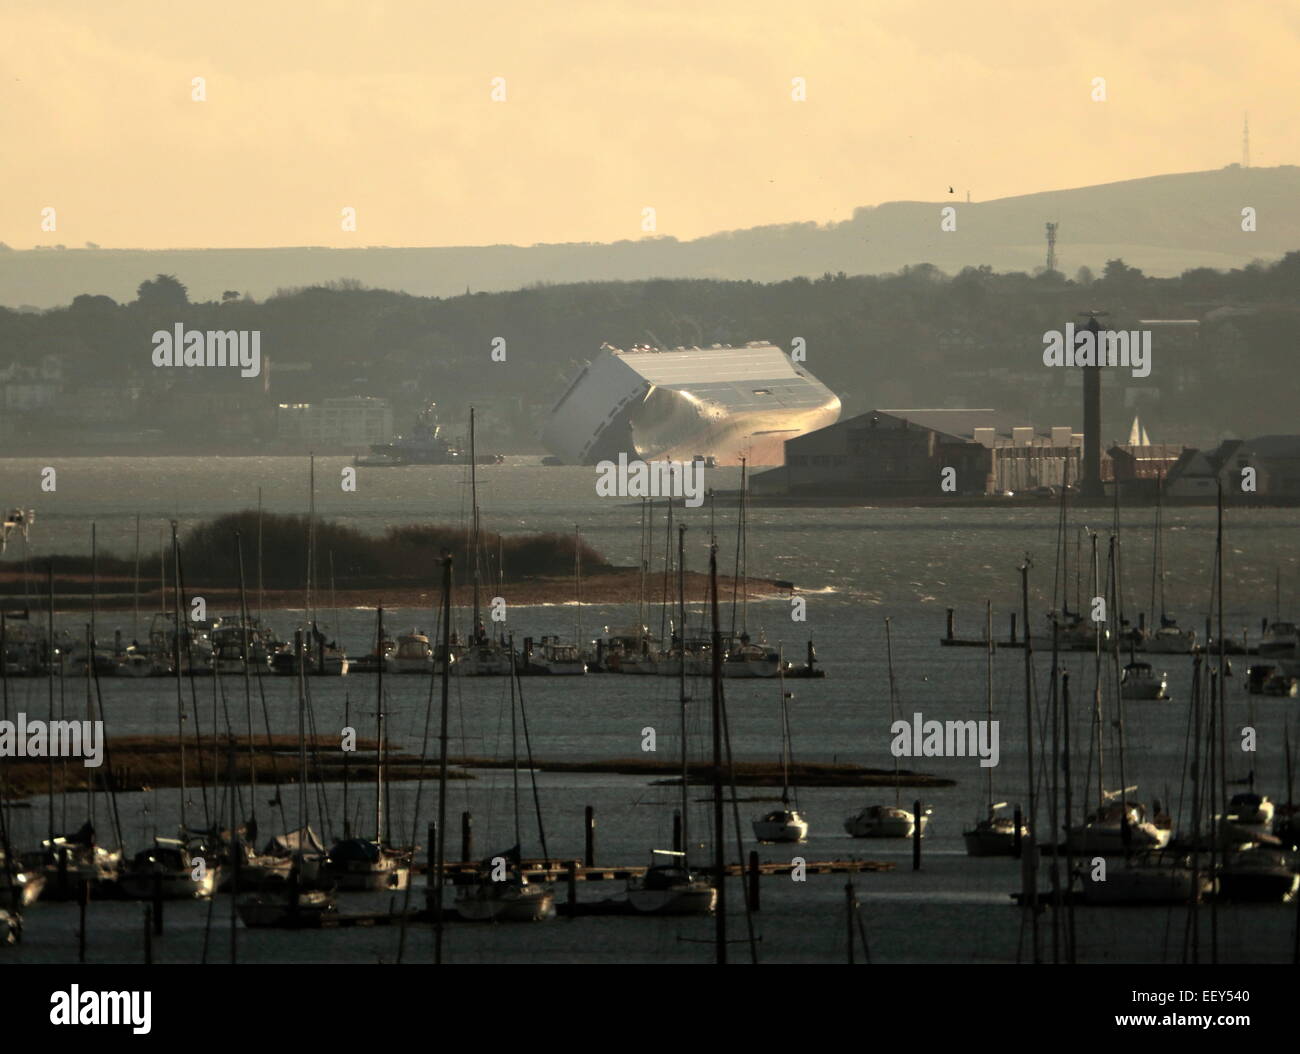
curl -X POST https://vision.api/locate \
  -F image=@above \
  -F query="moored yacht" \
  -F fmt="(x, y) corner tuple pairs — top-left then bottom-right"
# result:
(386, 630), (435, 675)
(1120, 661), (1169, 700)
(1078, 851), (1213, 905)
(627, 851), (717, 915)
(118, 838), (220, 900)
(526, 636), (586, 675)
(845, 803), (930, 839)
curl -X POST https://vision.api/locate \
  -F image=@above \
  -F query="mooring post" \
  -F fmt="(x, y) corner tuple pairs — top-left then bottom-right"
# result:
(912, 800), (923, 871)
(427, 823), (436, 869)
(78, 879), (88, 963)
(946, 608), (955, 642)
(152, 871), (163, 934)
(460, 811), (473, 863)
(748, 851), (760, 912)
(584, 805), (596, 867)
(672, 810), (682, 853)
(1014, 805), (1024, 857)
(566, 859), (578, 914)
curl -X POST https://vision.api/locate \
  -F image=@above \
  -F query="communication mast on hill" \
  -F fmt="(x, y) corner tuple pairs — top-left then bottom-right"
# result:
(1045, 222), (1058, 274)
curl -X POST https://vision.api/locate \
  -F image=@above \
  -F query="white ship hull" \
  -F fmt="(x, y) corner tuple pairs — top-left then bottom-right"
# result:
(543, 343), (840, 467)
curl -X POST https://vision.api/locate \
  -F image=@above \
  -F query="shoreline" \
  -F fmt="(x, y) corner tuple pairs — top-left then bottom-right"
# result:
(0, 567), (787, 614)
(0, 736), (954, 799)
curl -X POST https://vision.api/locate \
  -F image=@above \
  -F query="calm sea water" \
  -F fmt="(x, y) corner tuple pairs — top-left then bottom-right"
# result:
(1, 457), (1298, 963)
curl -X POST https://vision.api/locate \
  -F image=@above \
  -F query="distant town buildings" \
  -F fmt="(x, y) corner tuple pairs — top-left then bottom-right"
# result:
(275, 396), (393, 448)
(1166, 436), (1300, 499)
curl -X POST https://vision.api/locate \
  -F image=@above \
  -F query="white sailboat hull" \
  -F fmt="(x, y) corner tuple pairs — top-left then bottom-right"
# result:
(626, 883), (717, 915)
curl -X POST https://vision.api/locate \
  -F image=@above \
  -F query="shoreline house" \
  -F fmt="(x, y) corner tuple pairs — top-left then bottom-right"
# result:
(1166, 435), (1300, 499)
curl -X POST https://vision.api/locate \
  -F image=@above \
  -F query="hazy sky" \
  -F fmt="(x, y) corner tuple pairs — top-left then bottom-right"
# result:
(3, 0), (1294, 250)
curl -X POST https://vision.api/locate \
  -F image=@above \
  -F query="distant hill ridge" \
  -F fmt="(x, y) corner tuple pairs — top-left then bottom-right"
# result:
(2, 165), (1295, 308)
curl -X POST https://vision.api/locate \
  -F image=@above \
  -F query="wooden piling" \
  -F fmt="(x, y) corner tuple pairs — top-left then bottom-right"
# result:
(1013, 805), (1024, 857)
(946, 609), (955, 642)
(748, 851), (760, 912)
(427, 823), (436, 865)
(584, 805), (596, 867)
(566, 860), (578, 913)
(460, 811), (473, 863)
(912, 800), (922, 871)
(672, 810), (682, 854)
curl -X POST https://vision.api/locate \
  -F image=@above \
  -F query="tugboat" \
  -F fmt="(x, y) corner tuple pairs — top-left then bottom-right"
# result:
(359, 403), (501, 467)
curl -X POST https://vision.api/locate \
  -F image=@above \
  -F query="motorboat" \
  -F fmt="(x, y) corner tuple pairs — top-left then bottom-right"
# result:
(626, 852), (716, 915)
(118, 838), (220, 900)
(1120, 662), (1169, 700)
(844, 803), (930, 839)
(386, 631), (435, 675)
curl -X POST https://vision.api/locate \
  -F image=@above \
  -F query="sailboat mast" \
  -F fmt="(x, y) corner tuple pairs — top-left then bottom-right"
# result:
(1090, 531), (1104, 814)
(375, 607), (385, 846)
(307, 454), (316, 626)
(1109, 538), (1129, 848)
(574, 524), (582, 649)
(779, 645), (790, 806)
(678, 525), (689, 865)
(46, 562), (55, 841)
(885, 617), (899, 808)
(1020, 557), (1040, 963)
(434, 555), (453, 964)
(171, 520), (187, 831)
(235, 531), (257, 835)
(132, 513), (141, 643)
(470, 408), (480, 632)
(985, 600), (994, 812)
(709, 542), (727, 965)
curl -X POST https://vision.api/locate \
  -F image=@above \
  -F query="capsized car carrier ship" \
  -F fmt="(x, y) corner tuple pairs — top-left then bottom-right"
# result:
(541, 342), (841, 466)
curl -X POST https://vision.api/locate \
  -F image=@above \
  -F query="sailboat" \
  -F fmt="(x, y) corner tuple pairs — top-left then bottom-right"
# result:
(723, 460), (783, 679)
(1143, 475), (1196, 654)
(326, 609), (411, 891)
(1069, 536), (1171, 855)
(752, 648), (808, 843)
(450, 643), (555, 922)
(845, 618), (931, 839)
(238, 631), (338, 926)
(627, 527), (717, 916)
(963, 602), (1027, 855)
(455, 408), (514, 677)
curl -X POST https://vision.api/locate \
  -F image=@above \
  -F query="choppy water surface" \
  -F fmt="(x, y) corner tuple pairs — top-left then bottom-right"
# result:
(1, 457), (1298, 963)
